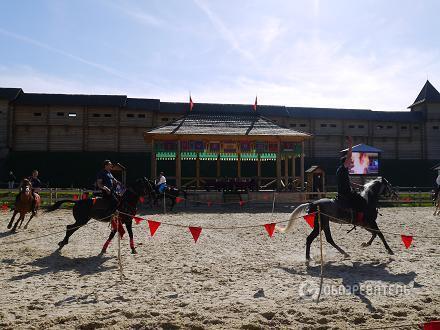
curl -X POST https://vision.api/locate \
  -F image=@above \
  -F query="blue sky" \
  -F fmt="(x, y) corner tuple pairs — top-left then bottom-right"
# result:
(1, 0), (440, 110)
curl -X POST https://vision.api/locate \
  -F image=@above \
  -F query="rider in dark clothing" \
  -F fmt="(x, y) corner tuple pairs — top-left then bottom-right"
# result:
(96, 160), (119, 215)
(336, 137), (367, 220)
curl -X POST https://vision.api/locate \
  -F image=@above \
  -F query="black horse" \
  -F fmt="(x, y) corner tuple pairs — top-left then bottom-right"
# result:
(145, 179), (187, 212)
(279, 177), (398, 261)
(46, 177), (149, 254)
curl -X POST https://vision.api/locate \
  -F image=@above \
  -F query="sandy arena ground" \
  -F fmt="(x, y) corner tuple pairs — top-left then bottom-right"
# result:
(0, 205), (439, 329)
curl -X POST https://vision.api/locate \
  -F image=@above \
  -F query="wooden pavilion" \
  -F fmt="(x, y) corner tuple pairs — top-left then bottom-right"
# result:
(143, 107), (312, 190)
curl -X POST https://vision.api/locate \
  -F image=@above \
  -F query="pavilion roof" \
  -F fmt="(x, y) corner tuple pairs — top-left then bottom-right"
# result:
(144, 111), (311, 140)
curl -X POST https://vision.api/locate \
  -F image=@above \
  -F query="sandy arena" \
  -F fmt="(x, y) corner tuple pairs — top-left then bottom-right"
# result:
(0, 206), (439, 329)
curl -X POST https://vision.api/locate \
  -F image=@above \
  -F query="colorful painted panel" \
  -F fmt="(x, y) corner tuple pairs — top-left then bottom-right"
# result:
(255, 141), (268, 153)
(208, 142), (221, 153)
(240, 141), (253, 152)
(268, 143), (278, 152)
(181, 140), (205, 152)
(222, 142), (237, 153)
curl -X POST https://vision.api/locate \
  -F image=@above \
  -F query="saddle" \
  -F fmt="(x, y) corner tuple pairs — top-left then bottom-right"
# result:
(334, 198), (365, 226)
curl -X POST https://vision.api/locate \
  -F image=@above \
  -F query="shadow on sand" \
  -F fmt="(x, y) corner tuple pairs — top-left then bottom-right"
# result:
(7, 250), (116, 281)
(279, 259), (420, 312)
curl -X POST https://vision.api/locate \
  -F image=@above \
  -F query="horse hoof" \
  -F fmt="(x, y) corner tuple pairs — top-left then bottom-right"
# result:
(100, 249), (106, 254)
(343, 253), (351, 259)
(131, 249), (137, 254)
(388, 250), (394, 255)
(24, 225), (28, 229)
(361, 242), (369, 247)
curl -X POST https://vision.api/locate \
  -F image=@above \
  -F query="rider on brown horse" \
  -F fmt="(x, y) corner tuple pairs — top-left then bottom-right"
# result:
(15, 170), (41, 216)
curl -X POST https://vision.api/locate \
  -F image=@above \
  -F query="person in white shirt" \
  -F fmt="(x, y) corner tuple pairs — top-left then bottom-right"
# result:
(156, 172), (167, 193)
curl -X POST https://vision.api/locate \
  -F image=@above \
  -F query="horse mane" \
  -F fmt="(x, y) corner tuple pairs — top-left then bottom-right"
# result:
(361, 177), (383, 201)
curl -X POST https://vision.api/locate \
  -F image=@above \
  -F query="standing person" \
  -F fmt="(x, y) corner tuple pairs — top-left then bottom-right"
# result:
(156, 171), (167, 193)
(8, 171), (16, 189)
(336, 136), (366, 220)
(96, 160), (120, 214)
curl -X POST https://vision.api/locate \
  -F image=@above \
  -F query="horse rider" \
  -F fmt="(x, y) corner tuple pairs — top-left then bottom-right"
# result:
(434, 172), (440, 201)
(15, 170), (41, 215)
(156, 171), (167, 194)
(336, 136), (367, 222)
(96, 160), (120, 214)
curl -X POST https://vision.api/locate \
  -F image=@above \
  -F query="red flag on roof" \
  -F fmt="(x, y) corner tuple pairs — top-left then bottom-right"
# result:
(190, 95), (194, 112)
(253, 96), (257, 111)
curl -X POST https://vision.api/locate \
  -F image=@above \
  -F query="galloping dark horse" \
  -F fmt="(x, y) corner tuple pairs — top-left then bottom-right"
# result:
(279, 177), (398, 261)
(145, 179), (187, 212)
(46, 178), (149, 253)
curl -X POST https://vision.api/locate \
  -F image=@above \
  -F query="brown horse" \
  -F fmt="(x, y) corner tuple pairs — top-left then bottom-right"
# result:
(7, 179), (41, 231)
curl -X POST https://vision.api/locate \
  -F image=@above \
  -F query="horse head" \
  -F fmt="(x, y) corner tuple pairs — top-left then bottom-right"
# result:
(20, 179), (32, 195)
(378, 177), (398, 199)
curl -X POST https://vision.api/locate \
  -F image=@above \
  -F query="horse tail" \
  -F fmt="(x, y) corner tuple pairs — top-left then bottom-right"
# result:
(277, 203), (309, 233)
(46, 199), (75, 212)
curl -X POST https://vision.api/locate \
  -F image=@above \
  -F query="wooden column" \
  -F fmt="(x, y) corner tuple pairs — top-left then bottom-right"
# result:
(291, 156), (296, 186)
(216, 155), (221, 178)
(196, 155), (200, 189)
(151, 139), (156, 180)
(237, 154), (241, 178)
(276, 141), (281, 190)
(276, 155), (281, 190)
(300, 141), (305, 189)
(176, 141), (181, 188)
(257, 155), (261, 188)
(284, 157), (289, 188)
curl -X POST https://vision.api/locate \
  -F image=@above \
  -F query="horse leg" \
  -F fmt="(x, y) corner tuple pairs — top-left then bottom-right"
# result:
(305, 227), (320, 261)
(322, 221), (350, 258)
(169, 198), (175, 212)
(58, 221), (86, 250)
(12, 215), (24, 232)
(101, 230), (117, 253)
(24, 212), (36, 229)
(126, 221), (137, 254)
(18, 213), (26, 228)
(369, 222), (394, 255)
(7, 210), (18, 229)
(361, 230), (377, 247)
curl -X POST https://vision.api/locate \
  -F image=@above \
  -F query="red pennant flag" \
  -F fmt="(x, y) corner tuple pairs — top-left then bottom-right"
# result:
(239, 200), (245, 207)
(134, 216), (143, 225)
(189, 226), (202, 243)
(111, 216), (125, 238)
(1, 203), (9, 212)
(147, 220), (161, 237)
(92, 198), (97, 205)
(139, 196), (145, 203)
(401, 235), (413, 249)
(81, 193), (88, 200)
(190, 95), (194, 112)
(253, 96), (257, 111)
(207, 201), (212, 207)
(303, 213), (315, 228)
(175, 197), (183, 204)
(264, 223), (276, 237)
(423, 321), (440, 330)
(73, 194), (78, 201)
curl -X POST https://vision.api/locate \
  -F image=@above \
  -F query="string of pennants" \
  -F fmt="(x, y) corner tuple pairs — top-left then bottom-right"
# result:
(113, 209), (437, 249)
(1, 195), (438, 248)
